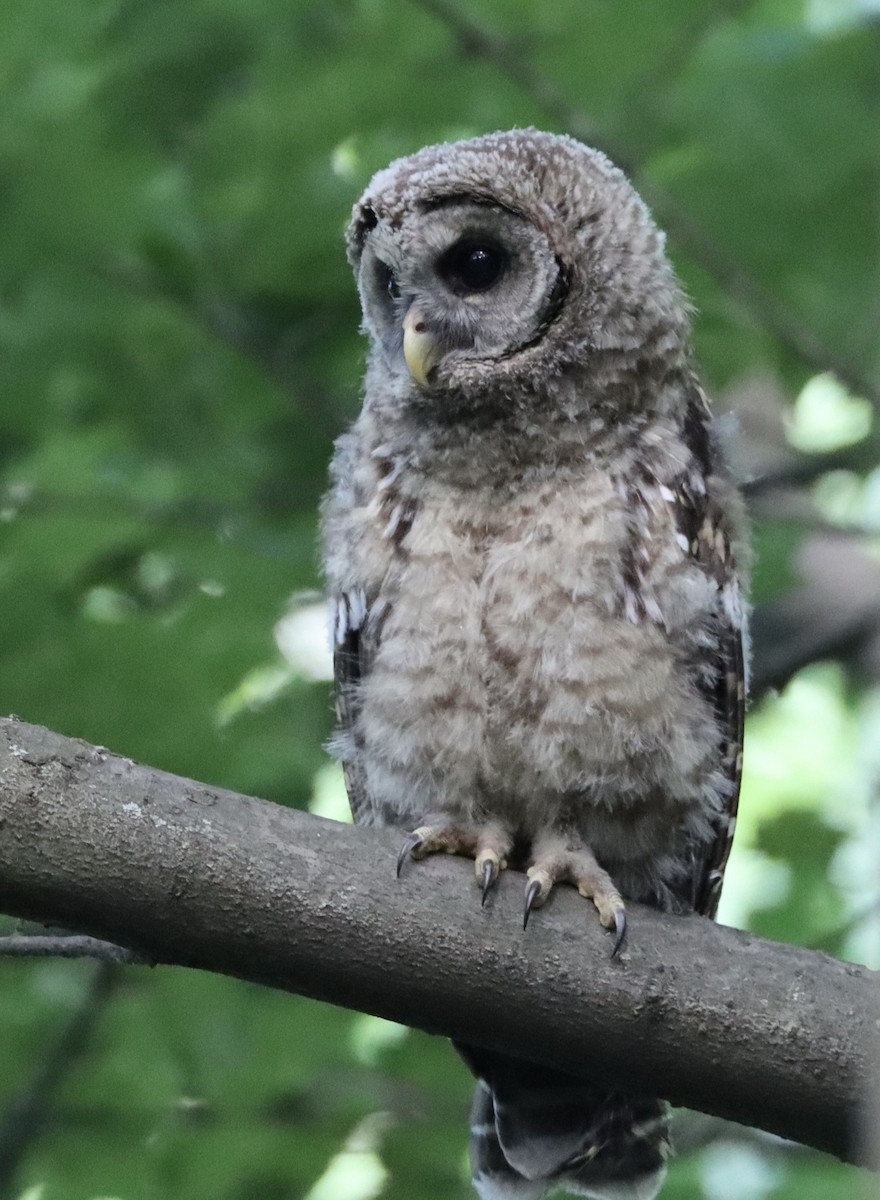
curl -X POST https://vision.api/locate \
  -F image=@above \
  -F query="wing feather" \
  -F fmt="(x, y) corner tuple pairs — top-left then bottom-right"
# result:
(677, 382), (747, 918)
(333, 590), (376, 825)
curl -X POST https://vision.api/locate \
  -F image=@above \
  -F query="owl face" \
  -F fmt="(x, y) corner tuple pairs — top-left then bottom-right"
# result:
(357, 199), (563, 388)
(347, 129), (689, 403)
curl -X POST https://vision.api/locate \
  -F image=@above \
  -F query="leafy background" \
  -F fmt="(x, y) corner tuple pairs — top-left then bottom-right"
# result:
(0, 1), (878, 1198)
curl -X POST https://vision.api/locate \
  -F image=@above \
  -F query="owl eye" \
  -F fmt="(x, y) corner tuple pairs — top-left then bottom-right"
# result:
(377, 262), (400, 300)
(439, 239), (506, 293)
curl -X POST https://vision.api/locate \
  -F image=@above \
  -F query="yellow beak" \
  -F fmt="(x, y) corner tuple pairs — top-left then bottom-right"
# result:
(402, 305), (441, 386)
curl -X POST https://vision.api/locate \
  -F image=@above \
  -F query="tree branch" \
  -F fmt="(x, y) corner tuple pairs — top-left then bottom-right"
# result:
(0, 717), (877, 1168)
(0, 934), (145, 964)
(0, 962), (120, 1195)
(741, 436), (879, 497)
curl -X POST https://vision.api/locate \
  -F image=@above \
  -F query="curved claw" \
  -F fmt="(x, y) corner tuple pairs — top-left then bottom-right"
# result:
(480, 860), (494, 906)
(396, 832), (424, 878)
(611, 907), (627, 957)
(523, 878), (542, 930)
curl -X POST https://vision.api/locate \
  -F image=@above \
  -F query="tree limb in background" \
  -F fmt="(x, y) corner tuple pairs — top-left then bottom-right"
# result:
(410, 0), (880, 411)
(741, 438), (879, 498)
(0, 718), (877, 1169)
(0, 962), (120, 1196)
(749, 534), (880, 698)
(0, 934), (145, 964)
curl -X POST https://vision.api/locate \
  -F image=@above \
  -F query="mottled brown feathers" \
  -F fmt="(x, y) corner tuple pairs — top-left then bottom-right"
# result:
(322, 128), (748, 1200)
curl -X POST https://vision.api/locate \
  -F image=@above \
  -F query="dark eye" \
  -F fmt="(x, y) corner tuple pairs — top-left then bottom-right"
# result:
(439, 239), (506, 293)
(378, 261), (399, 300)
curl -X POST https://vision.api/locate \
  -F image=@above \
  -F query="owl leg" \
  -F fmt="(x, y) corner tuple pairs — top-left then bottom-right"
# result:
(396, 816), (514, 904)
(523, 834), (627, 954)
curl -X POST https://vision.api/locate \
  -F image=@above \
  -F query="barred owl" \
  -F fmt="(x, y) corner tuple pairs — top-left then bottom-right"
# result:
(322, 129), (747, 1200)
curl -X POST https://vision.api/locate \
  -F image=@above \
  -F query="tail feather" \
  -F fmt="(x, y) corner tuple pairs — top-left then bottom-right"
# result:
(457, 1044), (669, 1200)
(470, 1079), (547, 1200)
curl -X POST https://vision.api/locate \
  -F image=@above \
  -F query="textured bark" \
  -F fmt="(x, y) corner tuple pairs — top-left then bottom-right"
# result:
(0, 716), (877, 1166)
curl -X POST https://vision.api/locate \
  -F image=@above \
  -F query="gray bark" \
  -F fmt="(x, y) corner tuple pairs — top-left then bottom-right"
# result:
(0, 716), (877, 1166)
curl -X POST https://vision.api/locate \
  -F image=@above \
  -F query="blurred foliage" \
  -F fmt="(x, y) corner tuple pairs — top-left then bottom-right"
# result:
(0, 1), (878, 1198)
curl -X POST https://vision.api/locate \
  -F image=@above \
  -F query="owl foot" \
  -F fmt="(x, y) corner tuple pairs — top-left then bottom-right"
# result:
(523, 839), (626, 955)
(396, 817), (513, 905)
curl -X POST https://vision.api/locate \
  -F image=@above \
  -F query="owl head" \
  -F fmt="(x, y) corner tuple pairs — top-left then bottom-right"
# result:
(346, 129), (690, 406)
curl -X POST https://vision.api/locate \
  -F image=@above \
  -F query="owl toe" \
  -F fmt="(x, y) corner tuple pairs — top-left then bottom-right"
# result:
(395, 818), (512, 902)
(524, 839), (627, 953)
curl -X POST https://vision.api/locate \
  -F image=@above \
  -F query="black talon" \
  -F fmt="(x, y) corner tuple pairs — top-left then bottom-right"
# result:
(611, 907), (627, 957)
(396, 832), (423, 877)
(480, 860), (494, 906)
(523, 878), (541, 930)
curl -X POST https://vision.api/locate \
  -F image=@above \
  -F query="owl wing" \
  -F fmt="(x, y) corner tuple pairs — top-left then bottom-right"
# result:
(694, 617), (745, 918)
(332, 588), (378, 826)
(675, 382), (747, 918)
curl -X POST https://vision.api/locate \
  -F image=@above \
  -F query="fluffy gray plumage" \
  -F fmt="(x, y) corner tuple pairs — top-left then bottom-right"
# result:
(322, 129), (748, 1200)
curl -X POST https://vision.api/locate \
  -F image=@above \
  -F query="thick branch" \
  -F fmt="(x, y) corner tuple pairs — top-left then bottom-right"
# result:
(0, 717), (877, 1166)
